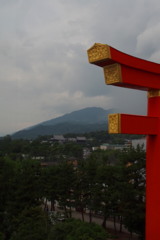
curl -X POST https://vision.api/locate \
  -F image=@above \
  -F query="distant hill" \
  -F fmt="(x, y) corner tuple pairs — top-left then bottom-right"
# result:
(12, 107), (115, 139)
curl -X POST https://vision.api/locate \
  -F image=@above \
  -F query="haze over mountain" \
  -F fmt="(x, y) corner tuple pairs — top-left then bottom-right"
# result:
(12, 107), (115, 139)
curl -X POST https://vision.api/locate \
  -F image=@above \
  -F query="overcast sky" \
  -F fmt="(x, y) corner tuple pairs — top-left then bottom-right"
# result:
(0, 0), (160, 136)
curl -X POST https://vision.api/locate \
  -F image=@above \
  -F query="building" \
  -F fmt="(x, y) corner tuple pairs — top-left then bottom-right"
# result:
(131, 138), (146, 151)
(51, 135), (66, 143)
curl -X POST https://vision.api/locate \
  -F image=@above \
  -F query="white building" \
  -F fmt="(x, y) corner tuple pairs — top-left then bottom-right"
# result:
(131, 138), (146, 151)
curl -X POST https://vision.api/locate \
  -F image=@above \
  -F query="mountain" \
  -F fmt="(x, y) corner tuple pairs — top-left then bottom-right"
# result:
(12, 107), (115, 139)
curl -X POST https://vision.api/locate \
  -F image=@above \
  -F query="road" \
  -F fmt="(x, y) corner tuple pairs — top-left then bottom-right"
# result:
(46, 201), (139, 240)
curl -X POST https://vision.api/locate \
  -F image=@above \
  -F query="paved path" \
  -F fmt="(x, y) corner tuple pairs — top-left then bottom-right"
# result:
(46, 201), (139, 239)
(71, 211), (139, 239)
(71, 211), (125, 232)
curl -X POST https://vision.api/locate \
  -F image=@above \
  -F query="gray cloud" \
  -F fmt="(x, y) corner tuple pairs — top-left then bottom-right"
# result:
(0, 0), (159, 135)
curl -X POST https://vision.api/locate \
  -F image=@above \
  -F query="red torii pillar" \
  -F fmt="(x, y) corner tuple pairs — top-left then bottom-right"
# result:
(87, 43), (160, 240)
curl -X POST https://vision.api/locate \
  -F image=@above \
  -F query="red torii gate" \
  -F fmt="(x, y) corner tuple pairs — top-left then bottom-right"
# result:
(87, 43), (160, 240)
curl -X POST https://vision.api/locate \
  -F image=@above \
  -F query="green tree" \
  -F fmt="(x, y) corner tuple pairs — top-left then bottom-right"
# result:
(10, 207), (49, 240)
(95, 165), (123, 229)
(41, 165), (59, 211)
(0, 159), (42, 239)
(78, 157), (99, 223)
(63, 143), (83, 159)
(49, 219), (110, 240)
(57, 162), (76, 217)
(74, 161), (90, 221)
(0, 156), (17, 238)
(119, 146), (146, 239)
(8, 159), (42, 213)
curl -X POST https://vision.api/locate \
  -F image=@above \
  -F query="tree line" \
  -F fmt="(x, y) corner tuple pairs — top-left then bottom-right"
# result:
(0, 136), (146, 239)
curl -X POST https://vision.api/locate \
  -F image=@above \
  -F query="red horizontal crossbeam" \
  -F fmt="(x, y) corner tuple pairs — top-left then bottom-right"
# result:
(108, 113), (158, 135)
(103, 63), (160, 91)
(87, 43), (160, 91)
(88, 43), (160, 73)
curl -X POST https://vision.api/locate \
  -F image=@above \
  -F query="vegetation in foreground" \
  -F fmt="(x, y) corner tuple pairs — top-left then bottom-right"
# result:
(0, 135), (146, 239)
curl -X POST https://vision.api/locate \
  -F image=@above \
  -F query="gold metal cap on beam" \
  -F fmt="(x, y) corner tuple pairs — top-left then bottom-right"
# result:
(108, 113), (121, 134)
(87, 43), (111, 63)
(148, 90), (160, 98)
(103, 63), (122, 85)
